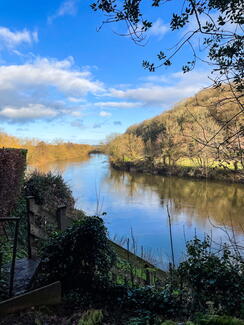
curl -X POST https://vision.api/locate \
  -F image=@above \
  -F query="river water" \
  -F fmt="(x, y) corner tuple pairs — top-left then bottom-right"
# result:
(33, 153), (244, 267)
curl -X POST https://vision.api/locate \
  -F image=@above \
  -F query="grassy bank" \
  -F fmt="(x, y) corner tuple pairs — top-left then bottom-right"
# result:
(110, 159), (244, 183)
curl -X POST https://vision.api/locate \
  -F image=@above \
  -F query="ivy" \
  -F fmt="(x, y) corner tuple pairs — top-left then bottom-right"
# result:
(32, 216), (116, 293)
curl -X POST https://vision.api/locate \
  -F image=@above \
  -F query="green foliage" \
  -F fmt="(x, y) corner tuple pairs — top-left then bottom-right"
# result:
(123, 285), (183, 322)
(59, 237), (244, 321)
(33, 216), (116, 292)
(178, 236), (244, 317)
(78, 309), (103, 325)
(25, 170), (75, 209)
(107, 236), (244, 321)
(195, 315), (244, 325)
(127, 314), (154, 325)
(91, 1), (244, 175)
(91, 0), (244, 91)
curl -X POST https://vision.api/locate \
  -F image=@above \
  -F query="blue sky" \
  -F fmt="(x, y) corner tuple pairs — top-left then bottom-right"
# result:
(0, 0), (211, 144)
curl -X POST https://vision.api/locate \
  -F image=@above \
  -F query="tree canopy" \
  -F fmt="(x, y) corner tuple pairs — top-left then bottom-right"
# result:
(108, 84), (244, 179)
(91, 0), (243, 161)
(91, 0), (244, 91)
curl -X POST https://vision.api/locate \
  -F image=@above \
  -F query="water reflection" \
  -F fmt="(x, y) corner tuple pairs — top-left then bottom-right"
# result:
(34, 154), (244, 264)
(29, 156), (90, 174)
(104, 168), (244, 233)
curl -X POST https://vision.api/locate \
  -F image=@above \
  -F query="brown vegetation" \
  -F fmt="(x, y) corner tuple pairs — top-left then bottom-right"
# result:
(0, 132), (93, 166)
(108, 85), (244, 181)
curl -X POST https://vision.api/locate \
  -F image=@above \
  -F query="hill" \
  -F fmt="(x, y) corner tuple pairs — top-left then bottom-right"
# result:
(108, 85), (244, 181)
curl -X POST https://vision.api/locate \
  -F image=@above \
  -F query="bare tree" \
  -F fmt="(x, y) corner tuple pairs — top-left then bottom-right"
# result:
(91, 0), (244, 163)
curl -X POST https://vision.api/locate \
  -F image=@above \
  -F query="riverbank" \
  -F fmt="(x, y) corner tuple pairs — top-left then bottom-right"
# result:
(27, 153), (244, 252)
(1, 160), (244, 324)
(0, 130), (93, 166)
(110, 160), (244, 184)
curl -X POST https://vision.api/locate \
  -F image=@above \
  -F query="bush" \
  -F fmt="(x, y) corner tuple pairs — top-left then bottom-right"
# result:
(25, 171), (75, 210)
(125, 286), (179, 315)
(178, 237), (244, 317)
(33, 216), (116, 292)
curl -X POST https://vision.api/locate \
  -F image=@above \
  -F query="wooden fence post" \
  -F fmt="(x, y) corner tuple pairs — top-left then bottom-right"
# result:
(145, 265), (151, 286)
(56, 205), (67, 231)
(9, 218), (20, 298)
(26, 196), (34, 259)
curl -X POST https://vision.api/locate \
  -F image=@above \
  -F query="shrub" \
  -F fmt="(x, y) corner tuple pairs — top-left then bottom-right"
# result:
(25, 171), (75, 210)
(33, 216), (116, 292)
(178, 237), (244, 317)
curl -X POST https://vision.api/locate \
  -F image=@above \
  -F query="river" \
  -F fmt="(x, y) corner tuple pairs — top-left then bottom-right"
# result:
(33, 153), (244, 267)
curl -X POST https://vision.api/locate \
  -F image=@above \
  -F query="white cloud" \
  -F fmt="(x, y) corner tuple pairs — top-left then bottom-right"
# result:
(0, 57), (103, 95)
(141, 75), (168, 83)
(0, 54), (211, 125)
(48, 0), (78, 24)
(95, 101), (142, 108)
(0, 104), (57, 121)
(0, 26), (38, 49)
(182, 12), (240, 50)
(0, 56), (104, 122)
(99, 111), (111, 117)
(70, 111), (82, 117)
(149, 19), (169, 39)
(68, 97), (86, 103)
(127, 18), (168, 44)
(109, 70), (210, 107)
(185, 12), (239, 35)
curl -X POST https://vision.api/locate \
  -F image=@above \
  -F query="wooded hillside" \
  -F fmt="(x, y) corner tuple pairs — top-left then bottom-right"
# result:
(109, 86), (244, 178)
(0, 132), (92, 166)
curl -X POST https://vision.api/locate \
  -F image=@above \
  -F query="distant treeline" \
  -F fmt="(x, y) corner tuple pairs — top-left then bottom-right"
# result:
(0, 132), (93, 166)
(108, 86), (244, 181)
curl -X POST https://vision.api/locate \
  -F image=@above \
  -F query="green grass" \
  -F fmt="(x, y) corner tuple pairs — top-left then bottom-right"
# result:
(177, 158), (241, 170)
(78, 310), (103, 325)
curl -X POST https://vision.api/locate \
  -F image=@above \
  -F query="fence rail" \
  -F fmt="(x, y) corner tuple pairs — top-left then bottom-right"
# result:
(1, 196), (165, 300)
(0, 196), (68, 299)
(110, 240), (166, 287)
